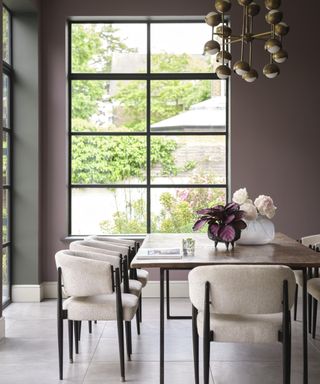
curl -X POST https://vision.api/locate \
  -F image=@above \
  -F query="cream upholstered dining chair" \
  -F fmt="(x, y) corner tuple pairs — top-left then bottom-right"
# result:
(86, 235), (149, 289)
(293, 234), (320, 327)
(55, 250), (139, 382)
(189, 265), (296, 384)
(70, 240), (143, 334)
(305, 241), (320, 338)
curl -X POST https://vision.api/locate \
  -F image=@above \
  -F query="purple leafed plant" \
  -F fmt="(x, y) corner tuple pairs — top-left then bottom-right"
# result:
(193, 202), (247, 249)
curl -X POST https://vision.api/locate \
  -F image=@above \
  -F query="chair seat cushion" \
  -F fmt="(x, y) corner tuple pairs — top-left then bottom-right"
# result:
(294, 270), (303, 287)
(307, 278), (320, 301)
(136, 269), (149, 287)
(63, 293), (139, 321)
(197, 311), (282, 344)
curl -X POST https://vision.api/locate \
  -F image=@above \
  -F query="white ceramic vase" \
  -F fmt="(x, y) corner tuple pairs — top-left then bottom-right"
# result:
(236, 215), (275, 245)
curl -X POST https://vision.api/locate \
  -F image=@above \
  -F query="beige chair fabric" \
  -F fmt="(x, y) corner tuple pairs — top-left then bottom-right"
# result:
(63, 293), (139, 321)
(307, 278), (320, 301)
(72, 240), (148, 288)
(294, 235), (320, 288)
(86, 235), (136, 247)
(69, 242), (143, 296)
(136, 269), (149, 287)
(196, 312), (282, 343)
(189, 265), (296, 315)
(301, 234), (320, 247)
(70, 239), (129, 256)
(55, 250), (114, 298)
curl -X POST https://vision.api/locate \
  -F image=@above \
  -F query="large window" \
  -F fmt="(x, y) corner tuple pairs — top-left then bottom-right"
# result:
(2, 5), (12, 306)
(69, 20), (228, 235)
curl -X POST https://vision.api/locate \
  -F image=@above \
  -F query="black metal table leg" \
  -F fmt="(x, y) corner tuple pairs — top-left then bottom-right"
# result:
(302, 268), (308, 384)
(160, 268), (165, 384)
(166, 268), (191, 320)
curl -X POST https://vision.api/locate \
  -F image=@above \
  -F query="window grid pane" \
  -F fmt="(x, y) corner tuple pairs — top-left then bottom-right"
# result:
(70, 21), (228, 235)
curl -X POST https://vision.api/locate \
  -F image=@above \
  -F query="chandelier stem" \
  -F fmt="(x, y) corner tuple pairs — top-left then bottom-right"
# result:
(249, 17), (253, 67)
(222, 12), (225, 65)
(240, 6), (246, 61)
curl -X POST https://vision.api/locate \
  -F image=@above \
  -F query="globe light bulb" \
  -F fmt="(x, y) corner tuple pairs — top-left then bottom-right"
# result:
(215, 0), (232, 13)
(243, 69), (258, 83)
(216, 65), (231, 79)
(205, 12), (222, 27)
(272, 49), (288, 63)
(265, 9), (283, 25)
(233, 60), (250, 76)
(216, 51), (232, 63)
(264, 38), (282, 54)
(263, 63), (280, 79)
(204, 40), (221, 55)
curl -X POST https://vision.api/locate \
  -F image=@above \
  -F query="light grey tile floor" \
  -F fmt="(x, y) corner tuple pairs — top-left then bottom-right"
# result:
(0, 298), (320, 383)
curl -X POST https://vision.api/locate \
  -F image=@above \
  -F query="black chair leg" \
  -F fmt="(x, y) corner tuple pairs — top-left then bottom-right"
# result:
(68, 320), (73, 363)
(74, 321), (79, 354)
(88, 321), (92, 334)
(94, 320), (97, 324)
(308, 294), (313, 333)
(139, 294), (142, 323)
(78, 321), (82, 341)
(293, 284), (298, 321)
(203, 282), (211, 384)
(125, 321), (132, 360)
(117, 319), (125, 382)
(192, 305), (199, 384)
(312, 298), (318, 339)
(58, 313), (63, 380)
(136, 309), (140, 335)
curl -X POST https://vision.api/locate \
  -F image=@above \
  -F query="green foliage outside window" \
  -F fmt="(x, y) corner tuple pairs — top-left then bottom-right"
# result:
(71, 24), (226, 234)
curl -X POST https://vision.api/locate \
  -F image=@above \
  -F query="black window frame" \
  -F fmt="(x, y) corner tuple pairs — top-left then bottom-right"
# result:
(68, 19), (229, 236)
(2, 4), (13, 308)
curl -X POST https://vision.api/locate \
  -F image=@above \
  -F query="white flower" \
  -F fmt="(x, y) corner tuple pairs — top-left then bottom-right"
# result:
(232, 188), (248, 205)
(254, 195), (277, 219)
(240, 201), (258, 221)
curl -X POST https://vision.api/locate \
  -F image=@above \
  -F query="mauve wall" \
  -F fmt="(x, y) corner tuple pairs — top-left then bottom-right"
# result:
(39, 0), (320, 282)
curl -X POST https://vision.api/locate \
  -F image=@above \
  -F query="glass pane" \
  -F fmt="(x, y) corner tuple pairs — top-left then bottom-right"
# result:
(2, 247), (9, 304)
(3, 189), (9, 243)
(72, 80), (146, 132)
(72, 188), (147, 235)
(3, 73), (9, 128)
(151, 136), (226, 184)
(3, 132), (9, 185)
(151, 80), (226, 132)
(151, 23), (214, 73)
(72, 23), (147, 73)
(2, 7), (10, 64)
(151, 187), (226, 233)
(72, 136), (147, 184)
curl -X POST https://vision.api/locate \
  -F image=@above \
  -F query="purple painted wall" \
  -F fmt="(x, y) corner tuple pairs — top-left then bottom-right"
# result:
(39, 0), (320, 282)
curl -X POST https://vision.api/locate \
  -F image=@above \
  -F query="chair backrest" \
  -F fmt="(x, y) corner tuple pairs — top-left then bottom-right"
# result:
(70, 240), (125, 259)
(188, 265), (296, 315)
(55, 250), (114, 297)
(301, 234), (320, 247)
(72, 239), (129, 256)
(87, 235), (135, 247)
(65, 247), (121, 268)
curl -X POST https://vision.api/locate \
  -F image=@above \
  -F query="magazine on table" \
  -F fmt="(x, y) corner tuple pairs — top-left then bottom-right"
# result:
(137, 247), (182, 259)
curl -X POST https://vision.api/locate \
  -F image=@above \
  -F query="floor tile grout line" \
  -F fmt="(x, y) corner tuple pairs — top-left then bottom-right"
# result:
(81, 321), (108, 384)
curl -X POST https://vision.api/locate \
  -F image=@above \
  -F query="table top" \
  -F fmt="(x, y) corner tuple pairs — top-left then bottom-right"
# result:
(131, 232), (320, 269)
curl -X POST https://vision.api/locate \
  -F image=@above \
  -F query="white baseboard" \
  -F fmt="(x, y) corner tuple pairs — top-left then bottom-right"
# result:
(42, 280), (189, 299)
(0, 317), (5, 340)
(11, 284), (44, 302)
(10, 281), (189, 302)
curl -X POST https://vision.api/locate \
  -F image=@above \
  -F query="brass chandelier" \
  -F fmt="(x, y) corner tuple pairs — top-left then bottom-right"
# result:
(204, 0), (289, 82)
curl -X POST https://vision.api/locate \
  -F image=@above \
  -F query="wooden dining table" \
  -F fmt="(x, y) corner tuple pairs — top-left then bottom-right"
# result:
(131, 232), (320, 384)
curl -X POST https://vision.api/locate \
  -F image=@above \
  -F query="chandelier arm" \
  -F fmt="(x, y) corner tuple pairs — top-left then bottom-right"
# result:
(251, 31), (272, 39)
(240, 6), (246, 61)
